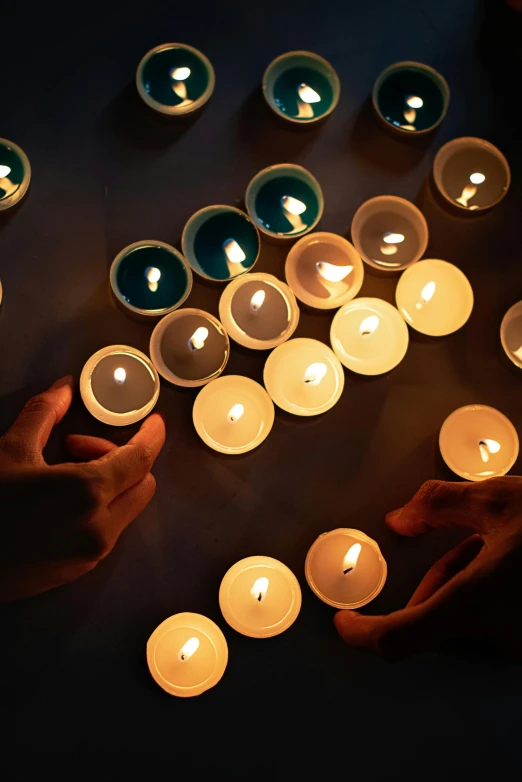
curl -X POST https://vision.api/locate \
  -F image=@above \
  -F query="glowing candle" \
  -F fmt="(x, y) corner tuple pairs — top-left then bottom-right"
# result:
(219, 556), (302, 637)
(263, 338), (344, 416)
(330, 297), (409, 375)
(263, 51), (340, 124)
(147, 613), (228, 697)
(439, 405), (519, 481)
(500, 301), (522, 369)
(0, 137), (31, 211)
(396, 259), (473, 336)
(305, 529), (387, 609)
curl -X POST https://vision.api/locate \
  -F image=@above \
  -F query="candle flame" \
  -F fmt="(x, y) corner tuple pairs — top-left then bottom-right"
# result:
(383, 232), (405, 245)
(316, 261), (353, 283)
(189, 326), (209, 351)
(113, 367), (127, 384)
(416, 280), (436, 309)
(406, 95), (423, 109)
(251, 576), (269, 602)
(228, 403), (245, 423)
(298, 83), (321, 104)
(0, 164), (11, 178)
(360, 315), (379, 336)
(250, 289), (266, 312)
(171, 66), (191, 81)
(456, 185), (478, 208)
(479, 438), (501, 463)
(223, 238), (246, 264)
(178, 636), (200, 662)
(145, 266), (161, 292)
(343, 543), (362, 574)
(281, 195), (306, 216)
(304, 362), (327, 386)
(470, 172), (485, 185)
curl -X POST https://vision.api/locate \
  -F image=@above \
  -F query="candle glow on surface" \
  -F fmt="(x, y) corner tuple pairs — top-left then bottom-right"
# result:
(223, 238), (247, 264)
(178, 637), (199, 662)
(315, 261), (353, 282)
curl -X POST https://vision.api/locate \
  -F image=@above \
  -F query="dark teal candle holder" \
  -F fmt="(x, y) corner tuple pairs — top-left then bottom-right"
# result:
(136, 43), (215, 116)
(182, 206), (260, 282)
(372, 61), (450, 136)
(110, 240), (193, 320)
(245, 164), (324, 242)
(0, 138), (31, 211)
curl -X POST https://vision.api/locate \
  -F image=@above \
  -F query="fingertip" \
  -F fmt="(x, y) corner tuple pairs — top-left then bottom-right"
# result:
(49, 375), (74, 390)
(334, 609), (361, 637)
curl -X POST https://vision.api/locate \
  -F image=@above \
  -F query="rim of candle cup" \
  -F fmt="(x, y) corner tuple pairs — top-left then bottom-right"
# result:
(330, 297), (409, 375)
(150, 308), (230, 387)
(218, 272), (300, 349)
(500, 301), (522, 369)
(350, 195), (429, 272)
(245, 163), (324, 241)
(305, 528), (388, 609)
(285, 232), (365, 310)
(109, 240), (193, 320)
(372, 61), (450, 136)
(0, 137), (31, 211)
(262, 50), (341, 125)
(80, 345), (160, 426)
(181, 205), (261, 281)
(439, 405), (519, 481)
(193, 375), (275, 454)
(136, 43), (215, 116)
(432, 137), (511, 212)
(147, 613), (228, 697)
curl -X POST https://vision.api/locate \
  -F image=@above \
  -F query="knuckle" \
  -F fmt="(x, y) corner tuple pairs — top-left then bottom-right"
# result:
(23, 394), (54, 417)
(129, 443), (154, 470)
(76, 524), (112, 561)
(67, 468), (106, 514)
(417, 480), (451, 511)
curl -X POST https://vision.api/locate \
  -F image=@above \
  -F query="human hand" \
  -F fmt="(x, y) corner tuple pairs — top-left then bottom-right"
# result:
(335, 478), (522, 661)
(0, 376), (166, 601)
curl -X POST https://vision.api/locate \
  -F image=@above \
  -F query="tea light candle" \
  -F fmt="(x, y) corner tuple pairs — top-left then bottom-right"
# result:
(110, 240), (192, 319)
(351, 195), (428, 271)
(372, 61), (450, 135)
(263, 338), (344, 416)
(150, 308), (229, 387)
(136, 43), (215, 116)
(305, 528), (387, 609)
(330, 297), (409, 375)
(219, 273), (299, 349)
(285, 232), (364, 310)
(147, 613), (228, 698)
(262, 50), (341, 124)
(440, 405), (519, 481)
(219, 556), (301, 638)
(80, 345), (160, 426)
(500, 301), (522, 369)
(193, 375), (275, 454)
(181, 205), (260, 281)
(433, 137), (510, 211)
(245, 164), (324, 241)
(395, 259), (474, 336)
(0, 138), (31, 211)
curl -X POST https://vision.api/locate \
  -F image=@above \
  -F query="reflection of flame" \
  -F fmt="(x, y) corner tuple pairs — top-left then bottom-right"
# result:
(402, 95), (423, 128)
(281, 195), (306, 216)
(145, 266), (161, 293)
(178, 637), (200, 662)
(296, 83), (321, 118)
(416, 280), (436, 310)
(479, 438), (501, 463)
(343, 543), (362, 574)
(189, 326), (209, 351)
(381, 232), (405, 256)
(171, 66), (191, 80)
(359, 315), (379, 336)
(456, 174), (485, 208)
(251, 576), (269, 602)
(114, 367), (126, 385)
(250, 289), (266, 312)
(0, 164), (12, 178)
(470, 172), (485, 185)
(513, 345), (522, 362)
(304, 362), (327, 386)
(315, 261), (353, 283)
(223, 238), (246, 264)
(406, 95), (423, 109)
(227, 403), (245, 423)
(170, 66), (193, 106)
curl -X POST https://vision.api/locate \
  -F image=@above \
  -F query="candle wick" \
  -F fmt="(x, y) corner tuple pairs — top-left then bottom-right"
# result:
(257, 592), (262, 602)
(180, 653), (185, 661)
(343, 567), (353, 575)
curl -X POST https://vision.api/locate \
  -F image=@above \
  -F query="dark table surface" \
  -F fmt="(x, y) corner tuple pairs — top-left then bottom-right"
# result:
(2, 0), (522, 775)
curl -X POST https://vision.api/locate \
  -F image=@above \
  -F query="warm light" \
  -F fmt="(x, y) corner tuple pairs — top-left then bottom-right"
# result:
(250, 289), (266, 312)
(145, 266), (161, 283)
(315, 261), (353, 283)
(281, 195), (307, 216)
(343, 543), (362, 574)
(359, 315), (379, 336)
(456, 185), (478, 208)
(227, 403), (245, 423)
(406, 95), (423, 109)
(113, 367), (127, 384)
(479, 438), (501, 463)
(171, 66), (191, 81)
(416, 280), (436, 309)
(223, 238), (246, 264)
(178, 636), (200, 662)
(251, 576), (269, 602)
(298, 83), (321, 104)
(189, 326), (209, 351)
(304, 362), (327, 386)
(0, 165), (11, 178)
(383, 232), (405, 244)
(470, 172), (485, 185)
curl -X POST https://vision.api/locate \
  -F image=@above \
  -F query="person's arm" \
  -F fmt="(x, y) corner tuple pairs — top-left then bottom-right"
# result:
(335, 478), (522, 661)
(0, 376), (166, 601)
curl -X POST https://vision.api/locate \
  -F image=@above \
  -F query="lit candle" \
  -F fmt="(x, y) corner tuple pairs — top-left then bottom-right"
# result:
(0, 138), (31, 211)
(245, 163), (323, 241)
(433, 137), (510, 211)
(182, 205), (260, 281)
(149, 308), (229, 387)
(147, 613), (228, 697)
(110, 240), (192, 319)
(351, 196), (428, 271)
(80, 345), (160, 426)
(262, 51), (340, 124)
(193, 375), (275, 454)
(440, 405), (519, 481)
(330, 297), (409, 375)
(263, 337), (344, 416)
(500, 301), (522, 369)
(136, 43), (215, 116)
(305, 528), (387, 609)
(219, 273), (300, 349)
(219, 556), (301, 637)
(285, 232), (364, 309)
(372, 61), (450, 135)
(395, 259), (473, 336)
